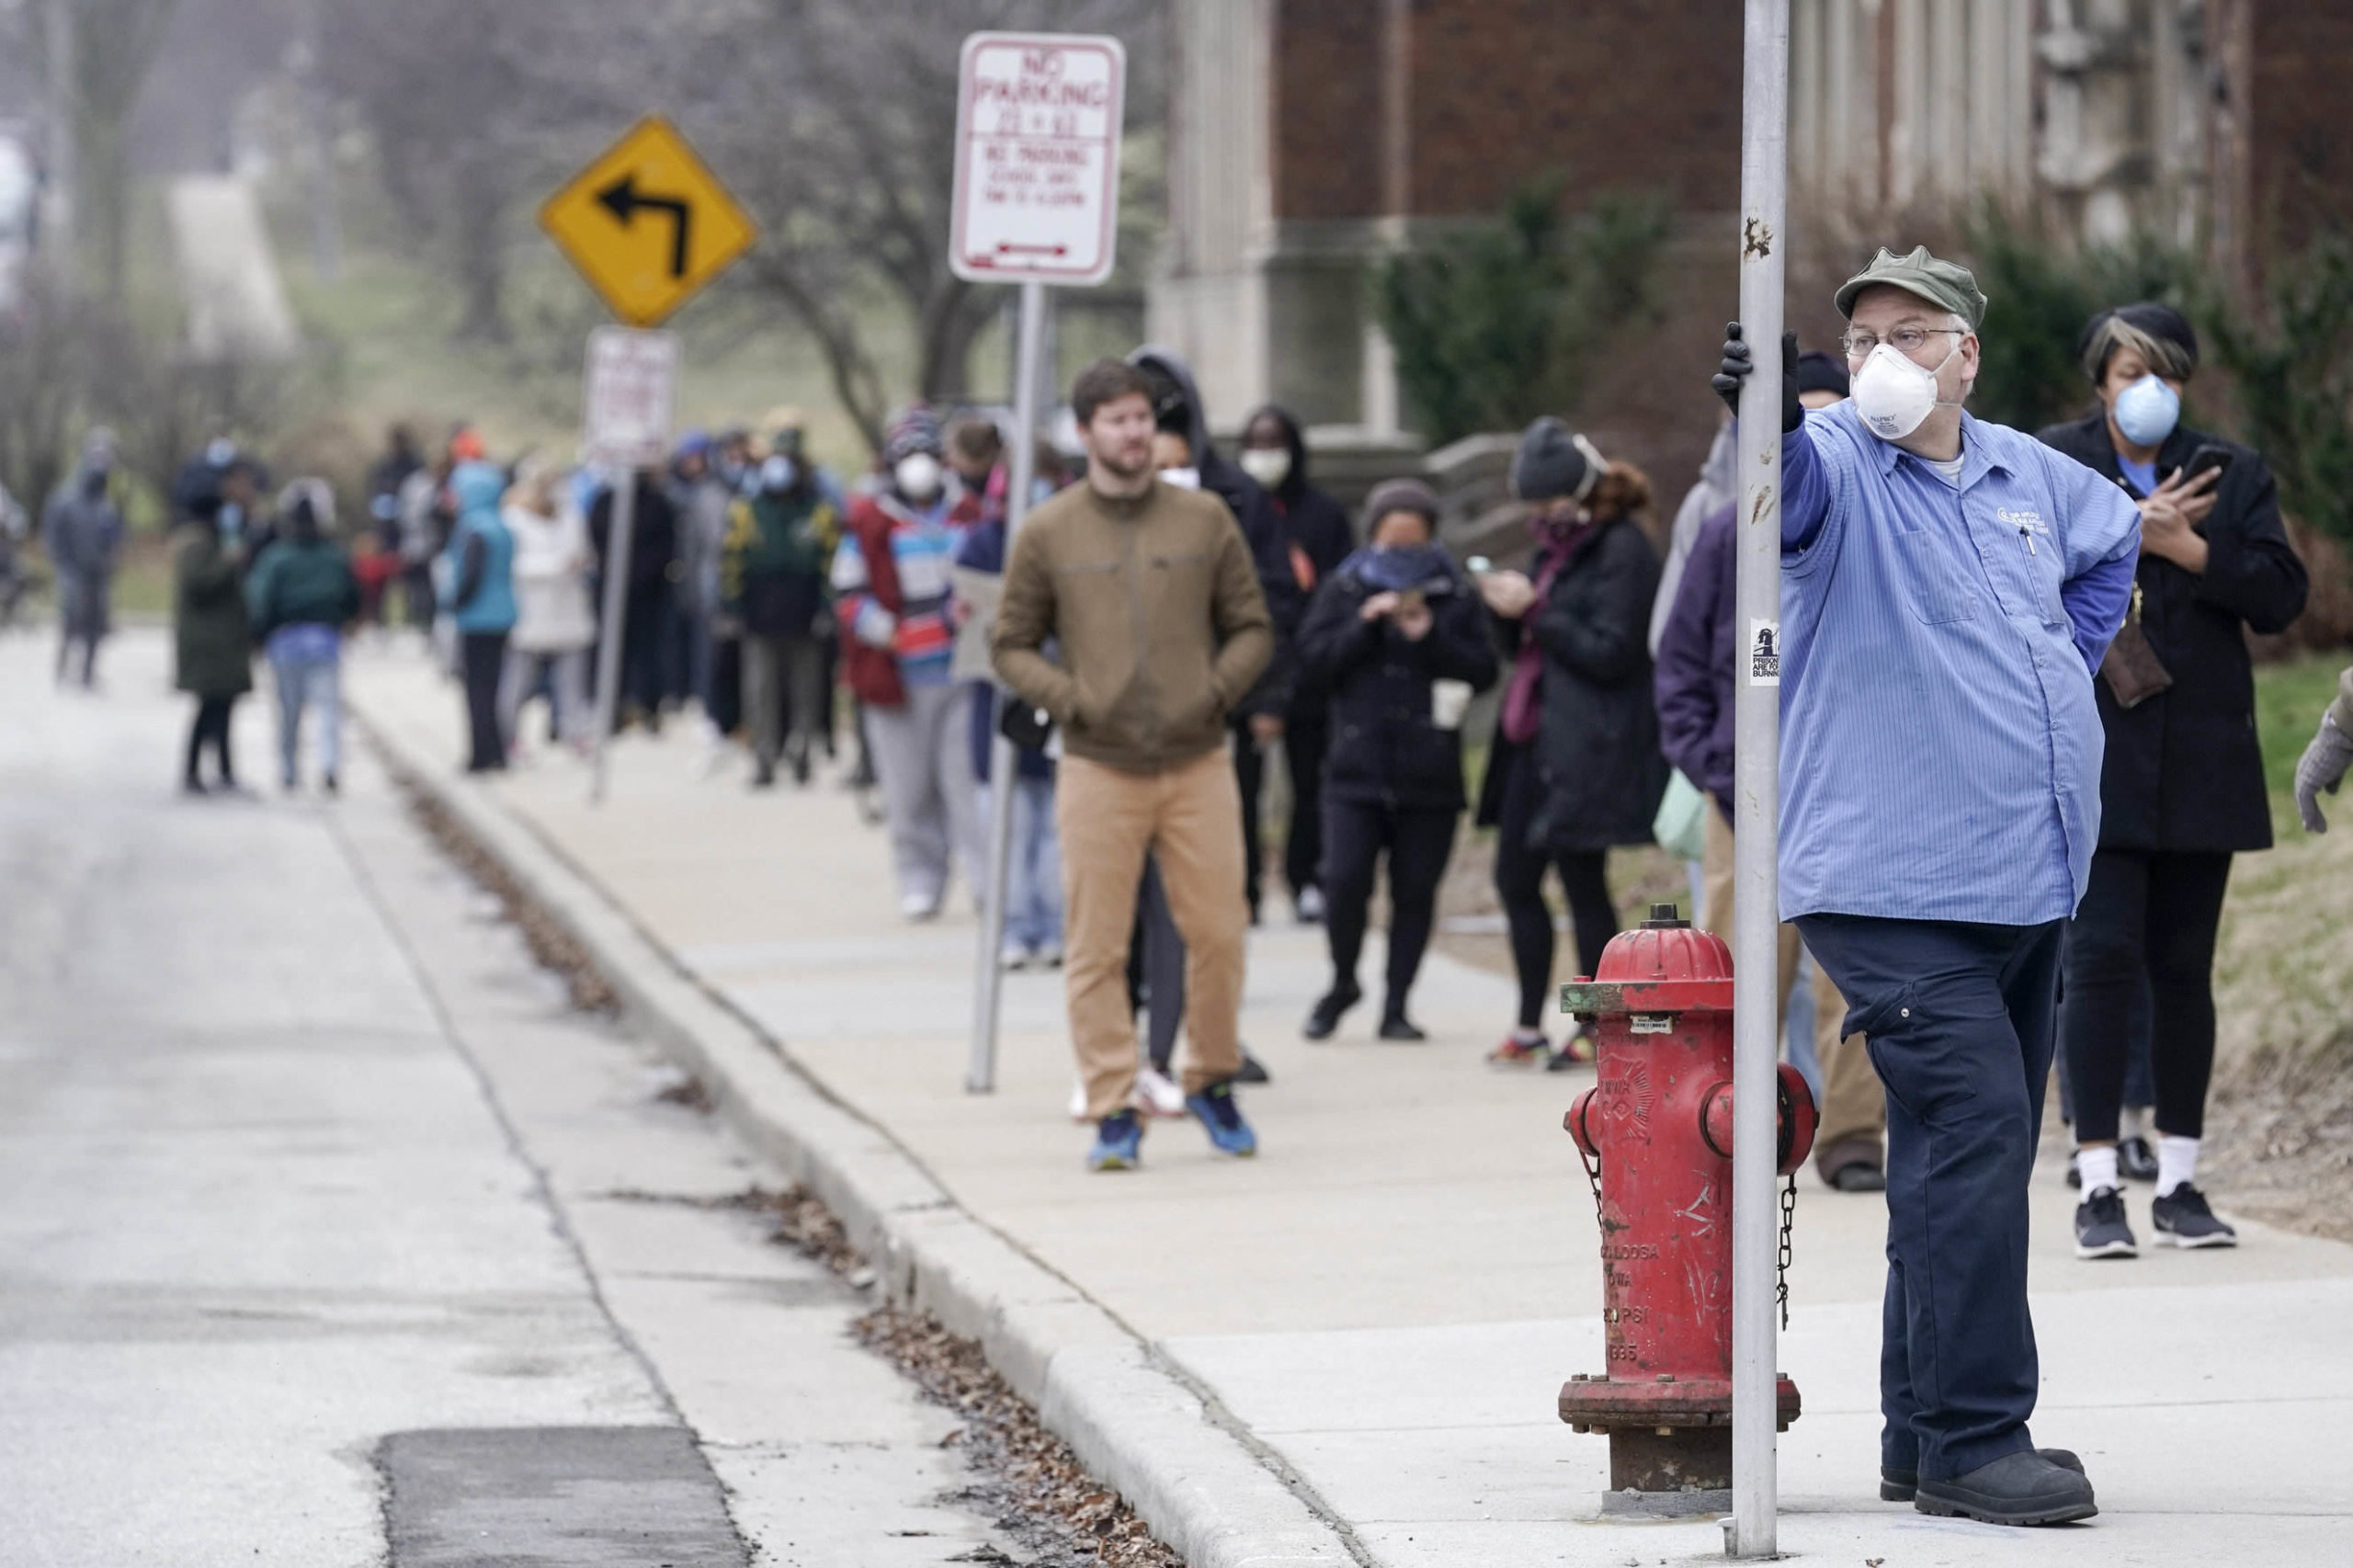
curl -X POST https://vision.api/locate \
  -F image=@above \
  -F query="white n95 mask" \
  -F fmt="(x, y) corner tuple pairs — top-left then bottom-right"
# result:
(1238, 447), (1291, 488)
(894, 452), (943, 501)
(1850, 341), (1957, 442)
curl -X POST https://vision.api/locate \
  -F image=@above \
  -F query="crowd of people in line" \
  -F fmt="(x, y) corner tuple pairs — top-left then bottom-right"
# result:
(16, 240), (2353, 1528)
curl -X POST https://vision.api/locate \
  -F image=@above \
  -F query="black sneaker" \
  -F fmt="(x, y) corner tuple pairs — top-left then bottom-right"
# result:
(1235, 1050), (1271, 1085)
(1882, 1448), (2082, 1503)
(1377, 1013), (1427, 1042)
(1914, 1449), (2097, 1526)
(2118, 1134), (2160, 1183)
(1302, 983), (1361, 1040)
(2065, 1148), (2082, 1189)
(2074, 1187), (2137, 1259)
(2151, 1183), (2237, 1248)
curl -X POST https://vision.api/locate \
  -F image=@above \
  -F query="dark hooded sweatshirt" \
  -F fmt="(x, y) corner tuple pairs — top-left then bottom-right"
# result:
(1129, 347), (1304, 717)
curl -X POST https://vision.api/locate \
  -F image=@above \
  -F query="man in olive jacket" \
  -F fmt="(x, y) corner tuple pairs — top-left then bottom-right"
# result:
(992, 358), (1274, 1171)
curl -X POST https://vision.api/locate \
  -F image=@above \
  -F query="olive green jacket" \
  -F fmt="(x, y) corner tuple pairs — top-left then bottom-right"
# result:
(992, 478), (1272, 776)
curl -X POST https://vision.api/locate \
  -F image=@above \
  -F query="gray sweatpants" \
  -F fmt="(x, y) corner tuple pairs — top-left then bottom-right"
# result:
(863, 681), (984, 909)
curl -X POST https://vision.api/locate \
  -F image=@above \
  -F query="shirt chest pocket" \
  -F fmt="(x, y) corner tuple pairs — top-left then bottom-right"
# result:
(1985, 528), (2068, 629)
(1893, 528), (1977, 625)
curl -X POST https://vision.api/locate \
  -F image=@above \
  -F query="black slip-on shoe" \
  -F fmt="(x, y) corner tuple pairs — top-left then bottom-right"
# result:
(2118, 1133), (2160, 1183)
(1913, 1449), (2096, 1525)
(1882, 1449), (2081, 1503)
(1302, 983), (1361, 1041)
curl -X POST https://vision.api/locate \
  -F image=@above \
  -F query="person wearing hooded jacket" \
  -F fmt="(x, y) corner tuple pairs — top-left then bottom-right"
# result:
(499, 460), (597, 753)
(246, 479), (360, 793)
(1239, 404), (1357, 922)
(2036, 302), (2308, 1257)
(835, 405), (984, 918)
(588, 468), (681, 732)
(727, 440), (839, 789)
(442, 460), (518, 774)
(1129, 347), (1307, 931)
(1295, 478), (1497, 1041)
(1475, 421), (1667, 1068)
(43, 428), (127, 689)
(174, 487), (254, 794)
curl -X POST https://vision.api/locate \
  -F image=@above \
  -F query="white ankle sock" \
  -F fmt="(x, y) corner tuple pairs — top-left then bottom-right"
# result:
(2156, 1135), (2199, 1197)
(2077, 1146), (2120, 1197)
(2120, 1104), (2150, 1142)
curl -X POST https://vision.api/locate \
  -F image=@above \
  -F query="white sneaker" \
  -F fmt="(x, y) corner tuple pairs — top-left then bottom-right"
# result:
(1132, 1066), (1188, 1119)
(1034, 941), (1064, 970)
(900, 892), (941, 922)
(1295, 885), (1327, 924)
(1068, 1080), (1091, 1121)
(1000, 944), (1030, 971)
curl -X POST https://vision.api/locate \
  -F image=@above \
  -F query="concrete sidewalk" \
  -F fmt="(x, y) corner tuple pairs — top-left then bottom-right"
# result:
(350, 642), (2353, 1566)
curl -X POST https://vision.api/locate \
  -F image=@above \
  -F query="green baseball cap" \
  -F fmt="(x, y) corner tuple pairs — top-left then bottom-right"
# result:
(1835, 245), (1987, 330)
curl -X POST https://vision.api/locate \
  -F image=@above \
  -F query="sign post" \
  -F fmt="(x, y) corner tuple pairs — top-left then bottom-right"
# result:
(540, 118), (756, 802)
(580, 326), (679, 803)
(1729, 0), (1790, 1557)
(950, 31), (1126, 1094)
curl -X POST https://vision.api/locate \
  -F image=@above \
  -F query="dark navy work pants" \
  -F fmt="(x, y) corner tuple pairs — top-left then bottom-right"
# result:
(1794, 913), (2064, 1483)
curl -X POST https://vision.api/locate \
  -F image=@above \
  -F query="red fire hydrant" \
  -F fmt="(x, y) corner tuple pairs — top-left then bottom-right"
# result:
(1556, 903), (1817, 1516)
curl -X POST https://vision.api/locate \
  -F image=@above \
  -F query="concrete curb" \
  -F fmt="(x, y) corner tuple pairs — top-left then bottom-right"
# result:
(357, 709), (1358, 1568)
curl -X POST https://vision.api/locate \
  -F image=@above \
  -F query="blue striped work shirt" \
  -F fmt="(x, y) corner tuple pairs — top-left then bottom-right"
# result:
(1777, 403), (2141, 926)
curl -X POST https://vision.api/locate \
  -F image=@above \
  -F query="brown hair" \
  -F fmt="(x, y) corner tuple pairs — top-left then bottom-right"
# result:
(1585, 460), (1654, 525)
(948, 416), (1003, 466)
(1071, 358), (1154, 426)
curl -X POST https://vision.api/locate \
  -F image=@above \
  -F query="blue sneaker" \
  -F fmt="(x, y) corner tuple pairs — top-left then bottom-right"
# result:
(1185, 1078), (1257, 1157)
(1087, 1109), (1143, 1171)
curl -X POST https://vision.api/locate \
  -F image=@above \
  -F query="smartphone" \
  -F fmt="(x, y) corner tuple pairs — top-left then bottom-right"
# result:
(2177, 445), (2234, 485)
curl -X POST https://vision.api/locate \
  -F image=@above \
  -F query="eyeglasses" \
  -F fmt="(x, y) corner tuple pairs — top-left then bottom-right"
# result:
(1842, 326), (1965, 358)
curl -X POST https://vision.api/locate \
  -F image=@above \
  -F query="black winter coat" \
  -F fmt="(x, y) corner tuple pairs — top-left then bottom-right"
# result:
(1296, 563), (1498, 813)
(2036, 413), (2308, 852)
(1475, 517), (1667, 851)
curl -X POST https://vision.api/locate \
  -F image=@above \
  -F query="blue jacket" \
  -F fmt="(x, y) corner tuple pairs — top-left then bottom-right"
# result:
(445, 462), (517, 634)
(1777, 404), (2140, 924)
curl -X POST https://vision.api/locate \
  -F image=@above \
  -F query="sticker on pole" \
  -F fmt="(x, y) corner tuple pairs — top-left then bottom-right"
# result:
(1747, 618), (1781, 687)
(582, 326), (677, 469)
(949, 32), (1126, 286)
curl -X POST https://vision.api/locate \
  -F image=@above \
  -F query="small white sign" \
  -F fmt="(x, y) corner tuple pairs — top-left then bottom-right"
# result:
(1747, 618), (1781, 687)
(949, 32), (1126, 286)
(582, 326), (678, 467)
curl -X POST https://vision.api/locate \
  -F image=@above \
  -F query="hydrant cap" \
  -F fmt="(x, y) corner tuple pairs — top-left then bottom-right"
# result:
(1642, 903), (1688, 929)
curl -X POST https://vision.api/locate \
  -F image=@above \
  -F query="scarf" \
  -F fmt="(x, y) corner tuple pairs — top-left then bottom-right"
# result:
(1499, 513), (1597, 746)
(1338, 543), (1458, 594)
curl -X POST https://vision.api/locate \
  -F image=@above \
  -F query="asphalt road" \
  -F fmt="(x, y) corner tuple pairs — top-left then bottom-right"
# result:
(0, 631), (1012, 1566)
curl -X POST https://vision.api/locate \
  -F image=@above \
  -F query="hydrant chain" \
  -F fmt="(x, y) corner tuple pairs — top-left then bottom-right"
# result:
(1777, 1173), (1796, 1331)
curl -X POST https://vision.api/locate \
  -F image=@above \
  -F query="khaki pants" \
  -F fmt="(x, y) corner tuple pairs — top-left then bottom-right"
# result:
(1058, 747), (1248, 1119)
(1701, 804), (1887, 1156)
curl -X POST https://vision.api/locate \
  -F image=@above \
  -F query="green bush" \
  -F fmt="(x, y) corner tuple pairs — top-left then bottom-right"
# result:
(2200, 232), (2353, 551)
(1376, 178), (1669, 446)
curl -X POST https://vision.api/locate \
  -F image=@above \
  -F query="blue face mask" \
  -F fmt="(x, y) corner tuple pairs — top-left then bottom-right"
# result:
(2113, 375), (2180, 448)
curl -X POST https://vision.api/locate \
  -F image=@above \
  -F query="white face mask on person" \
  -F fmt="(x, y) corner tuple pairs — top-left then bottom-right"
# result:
(1158, 467), (1200, 491)
(2112, 375), (2181, 448)
(894, 452), (943, 501)
(1850, 339), (1961, 442)
(1238, 447), (1291, 488)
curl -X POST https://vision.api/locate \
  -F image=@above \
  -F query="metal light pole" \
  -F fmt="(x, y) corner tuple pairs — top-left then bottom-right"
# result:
(968, 278), (1050, 1093)
(588, 475), (638, 805)
(1729, 0), (1790, 1557)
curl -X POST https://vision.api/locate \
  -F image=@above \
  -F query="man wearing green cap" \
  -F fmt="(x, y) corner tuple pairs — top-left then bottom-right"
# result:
(1714, 247), (2141, 1528)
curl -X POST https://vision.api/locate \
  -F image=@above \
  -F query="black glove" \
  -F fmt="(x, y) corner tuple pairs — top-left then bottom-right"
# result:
(1710, 323), (1803, 435)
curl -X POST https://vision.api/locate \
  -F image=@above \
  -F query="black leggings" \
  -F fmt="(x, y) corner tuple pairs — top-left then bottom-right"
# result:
(2062, 847), (2233, 1142)
(186, 696), (237, 785)
(1322, 799), (1457, 1015)
(460, 631), (509, 772)
(1493, 749), (1618, 1030)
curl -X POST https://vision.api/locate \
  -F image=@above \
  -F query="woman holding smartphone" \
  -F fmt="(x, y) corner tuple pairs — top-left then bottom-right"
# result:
(1294, 478), (1497, 1041)
(2037, 303), (2307, 1259)
(1473, 420), (1665, 1070)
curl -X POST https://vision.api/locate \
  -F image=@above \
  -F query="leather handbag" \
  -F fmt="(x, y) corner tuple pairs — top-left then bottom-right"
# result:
(2098, 584), (2173, 710)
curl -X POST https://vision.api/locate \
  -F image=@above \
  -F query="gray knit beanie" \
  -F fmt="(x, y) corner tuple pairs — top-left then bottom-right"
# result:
(1511, 417), (1605, 504)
